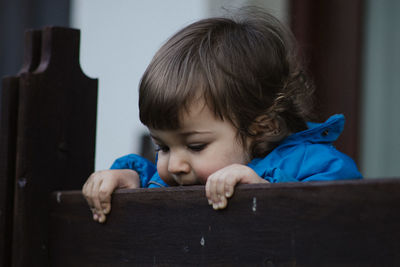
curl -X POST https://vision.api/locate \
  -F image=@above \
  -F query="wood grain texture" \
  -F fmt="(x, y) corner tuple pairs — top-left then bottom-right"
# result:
(0, 29), (42, 267)
(49, 178), (400, 266)
(0, 77), (19, 267)
(12, 27), (98, 267)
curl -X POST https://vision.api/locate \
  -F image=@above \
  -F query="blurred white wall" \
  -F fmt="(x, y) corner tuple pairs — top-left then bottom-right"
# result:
(360, 0), (400, 178)
(206, 0), (288, 22)
(71, 0), (288, 170)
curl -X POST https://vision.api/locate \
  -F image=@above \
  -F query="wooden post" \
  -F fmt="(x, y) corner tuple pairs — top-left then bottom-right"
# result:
(0, 77), (19, 267)
(290, 0), (364, 163)
(10, 27), (97, 267)
(0, 29), (42, 267)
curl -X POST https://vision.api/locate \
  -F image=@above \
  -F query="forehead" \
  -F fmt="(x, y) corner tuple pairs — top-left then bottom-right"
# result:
(178, 99), (220, 130)
(149, 99), (237, 139)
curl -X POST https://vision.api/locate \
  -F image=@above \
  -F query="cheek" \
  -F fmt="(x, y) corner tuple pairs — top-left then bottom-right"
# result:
(156, 157), (175, 185)
(194, 146), (248, 183)
(193, 165), (217, 184)
(192, 157), (242, 184)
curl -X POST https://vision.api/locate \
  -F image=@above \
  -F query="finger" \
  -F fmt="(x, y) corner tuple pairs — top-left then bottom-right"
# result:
(97, 213), (107, 223)
(215, 175), (226, 201)
(82, 178), (96, 214)
(205, 179), (212, 205)
(224, 184), (234, 198)
(102, 202), (111, 215)
(224, 176), (237, 198)
(89, 207), (97, 221)
(82, 173), (94, 192)
(93, 184), (106, 223)
(217, 196), (228, 209)
(98, 177), (116, 214)
(92, 179), (105, 218)
(209, 177), (220, 209)
(92, 196), (103, 218)
(82, 179), (88, 194)
(82, 176), (92, 202)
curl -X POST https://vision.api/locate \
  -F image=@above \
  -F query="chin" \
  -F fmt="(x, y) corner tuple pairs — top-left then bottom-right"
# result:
(182, 180), (202, 186)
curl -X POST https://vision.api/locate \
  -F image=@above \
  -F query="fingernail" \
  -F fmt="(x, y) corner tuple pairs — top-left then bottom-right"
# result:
(218, 202), (225, 209)
(93, 214), (98, 220)
(208, 199), (212, 205)
(212, 203), (218, 210)
(225, 192), (231, 198)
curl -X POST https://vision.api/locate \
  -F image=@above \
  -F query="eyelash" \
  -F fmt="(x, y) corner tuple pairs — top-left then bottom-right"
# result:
(154, 144), (207, 153)
(155, 145), (169, 153)
(187, 144), (207, 152)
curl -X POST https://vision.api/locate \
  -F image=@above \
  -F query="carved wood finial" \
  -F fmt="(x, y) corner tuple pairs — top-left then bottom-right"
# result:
(2, 26), (98, 267)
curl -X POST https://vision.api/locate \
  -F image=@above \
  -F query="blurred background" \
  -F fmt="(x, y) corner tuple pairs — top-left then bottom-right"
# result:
(0, 0), (399, 178)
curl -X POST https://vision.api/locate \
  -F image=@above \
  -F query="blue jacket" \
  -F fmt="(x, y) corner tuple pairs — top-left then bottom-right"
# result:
(110, 114), (362, 187)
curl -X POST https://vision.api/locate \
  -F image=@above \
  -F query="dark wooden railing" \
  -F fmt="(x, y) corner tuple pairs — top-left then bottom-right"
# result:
(1, 27), (399, 267)
(0, 27), (97, 267)
(49, 179), (400, 266)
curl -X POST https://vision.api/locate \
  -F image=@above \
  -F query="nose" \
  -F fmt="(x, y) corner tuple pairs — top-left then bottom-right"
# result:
(167, 151), (190, 175)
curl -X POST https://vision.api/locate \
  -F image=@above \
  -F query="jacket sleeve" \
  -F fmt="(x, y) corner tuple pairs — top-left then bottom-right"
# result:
(110, 154), (158, 188)
(147, 172), (168, 188)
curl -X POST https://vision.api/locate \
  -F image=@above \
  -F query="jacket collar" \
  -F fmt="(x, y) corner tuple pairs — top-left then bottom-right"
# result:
(279, 114), (345, 146)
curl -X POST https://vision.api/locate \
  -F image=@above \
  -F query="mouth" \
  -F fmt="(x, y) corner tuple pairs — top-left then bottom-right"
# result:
(171, 174), (201, 186)
(171, 174), (184, 185)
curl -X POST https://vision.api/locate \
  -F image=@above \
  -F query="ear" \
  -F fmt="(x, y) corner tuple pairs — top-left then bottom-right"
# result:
(248, 113), (287, 142)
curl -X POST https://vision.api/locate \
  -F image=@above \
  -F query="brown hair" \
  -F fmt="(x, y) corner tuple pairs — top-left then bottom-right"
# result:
(139, 7), (314, 159)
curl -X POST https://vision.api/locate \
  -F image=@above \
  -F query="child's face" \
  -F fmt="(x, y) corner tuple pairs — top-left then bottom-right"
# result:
(149, 100), (250, 186)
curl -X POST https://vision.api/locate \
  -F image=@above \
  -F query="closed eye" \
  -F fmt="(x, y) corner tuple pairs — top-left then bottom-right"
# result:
(187, 144), (207, 152)
(155, 144), (169, 153)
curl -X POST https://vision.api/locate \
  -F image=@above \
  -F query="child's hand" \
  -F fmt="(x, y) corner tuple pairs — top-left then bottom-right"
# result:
(205, 164), (268, 210)
(82, 169), (140, 223)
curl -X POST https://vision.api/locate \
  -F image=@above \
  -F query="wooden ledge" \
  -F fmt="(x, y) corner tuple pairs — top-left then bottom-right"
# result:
(49, 178), (400, 266)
